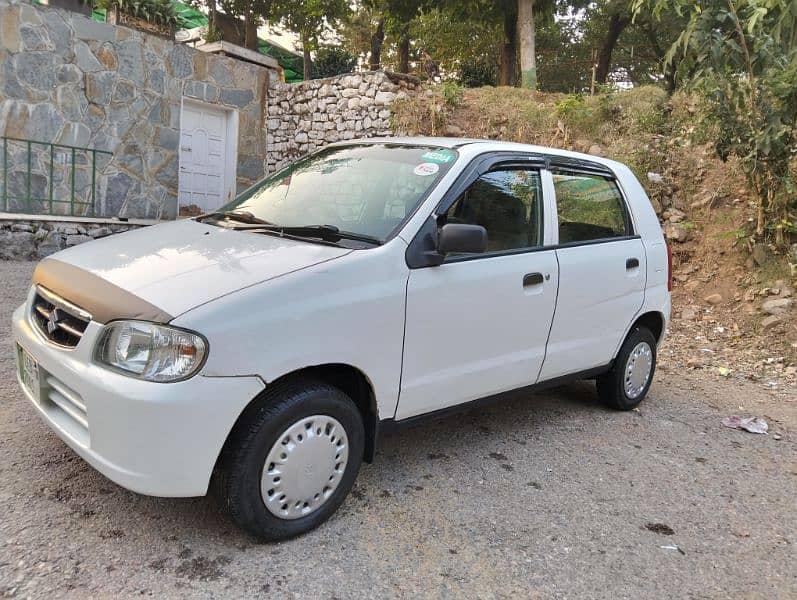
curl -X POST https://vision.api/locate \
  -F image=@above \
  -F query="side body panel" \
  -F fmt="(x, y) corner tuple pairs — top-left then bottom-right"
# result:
(174, 240), (411, 420)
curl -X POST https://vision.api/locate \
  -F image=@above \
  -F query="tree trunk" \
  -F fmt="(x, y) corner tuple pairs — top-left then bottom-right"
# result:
(397, 33), (410, 74)
(244, 13), (258, 51)
(302, 36), (312, 80)
(595, 13), (631, 84)
(369, 18), (385, 70)
(643, 22), (677, 93)
(517, 0), (536, 89)
(499, 9), (517, 86)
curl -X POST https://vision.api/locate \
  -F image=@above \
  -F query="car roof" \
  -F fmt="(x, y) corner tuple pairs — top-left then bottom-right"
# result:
(329, 136), (624, 170)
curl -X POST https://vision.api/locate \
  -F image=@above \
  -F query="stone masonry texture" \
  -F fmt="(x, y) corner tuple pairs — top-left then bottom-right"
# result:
(266, 71), (420, 173)
(0, 0), (269, 220)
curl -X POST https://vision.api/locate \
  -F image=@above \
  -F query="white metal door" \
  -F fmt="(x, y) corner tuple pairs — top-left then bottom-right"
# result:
(397, 251), (559, 420)
(538, 238), (646, 380)
(178, 102), (228, 212)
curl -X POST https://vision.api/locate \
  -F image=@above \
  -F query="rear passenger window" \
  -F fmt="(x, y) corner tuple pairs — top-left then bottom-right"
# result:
(445, 169), (543, 253)
(552, 172), (630, 243)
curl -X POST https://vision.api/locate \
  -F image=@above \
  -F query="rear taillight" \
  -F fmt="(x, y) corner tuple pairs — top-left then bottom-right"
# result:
(666, 240), (673, 291)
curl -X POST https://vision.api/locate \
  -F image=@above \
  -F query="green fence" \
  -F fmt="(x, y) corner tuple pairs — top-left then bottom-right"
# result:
(1, 136), (113, 217)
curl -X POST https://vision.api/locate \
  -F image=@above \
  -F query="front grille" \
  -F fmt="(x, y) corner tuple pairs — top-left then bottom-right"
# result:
(31, 286), (92, 348)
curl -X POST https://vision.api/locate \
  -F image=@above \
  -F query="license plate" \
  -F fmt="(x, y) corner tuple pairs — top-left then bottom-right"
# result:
(17, 344), (40, 402)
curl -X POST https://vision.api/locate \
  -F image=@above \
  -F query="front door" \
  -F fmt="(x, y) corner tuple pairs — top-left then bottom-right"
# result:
(178, 101), (230, 213)
(396, 166), (558, 420)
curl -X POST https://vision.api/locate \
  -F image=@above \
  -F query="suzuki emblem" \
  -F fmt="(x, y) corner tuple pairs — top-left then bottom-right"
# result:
(46, 308), (62, 334)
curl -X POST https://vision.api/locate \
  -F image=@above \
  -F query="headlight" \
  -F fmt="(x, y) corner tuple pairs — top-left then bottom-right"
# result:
(95, 321), (207, 382)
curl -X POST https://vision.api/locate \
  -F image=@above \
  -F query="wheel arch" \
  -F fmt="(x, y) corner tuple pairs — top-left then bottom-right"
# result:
(215, 363), (380, 478)
(631, 311), (666, 344)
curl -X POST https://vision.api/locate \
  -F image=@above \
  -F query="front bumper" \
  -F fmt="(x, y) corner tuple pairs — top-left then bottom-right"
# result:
(11, 295), (265, 497)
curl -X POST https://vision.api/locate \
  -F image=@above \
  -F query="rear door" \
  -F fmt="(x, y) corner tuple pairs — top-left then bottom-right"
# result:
(537, 168), (645, 381)
(397, 159), (559, 420)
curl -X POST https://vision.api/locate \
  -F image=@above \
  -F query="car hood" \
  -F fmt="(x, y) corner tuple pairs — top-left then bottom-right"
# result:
(35, 219), (352, 320)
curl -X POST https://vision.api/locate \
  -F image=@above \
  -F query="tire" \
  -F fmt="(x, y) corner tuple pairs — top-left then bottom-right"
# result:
(215, 379), (365, 541)
(596, 326), (657, 411)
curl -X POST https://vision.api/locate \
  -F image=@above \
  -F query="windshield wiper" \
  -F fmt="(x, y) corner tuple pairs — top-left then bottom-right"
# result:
(199, 210), (275, 226)
(253, 224), (382, 246)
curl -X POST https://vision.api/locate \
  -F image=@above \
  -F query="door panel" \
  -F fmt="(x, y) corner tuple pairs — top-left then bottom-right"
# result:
(178, 103), (228, 212)
(538, 238), (645, 380)
(397, 250), (558, 420)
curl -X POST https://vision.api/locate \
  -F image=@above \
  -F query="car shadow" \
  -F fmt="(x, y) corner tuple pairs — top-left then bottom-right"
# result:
(36, 379), (613, 544)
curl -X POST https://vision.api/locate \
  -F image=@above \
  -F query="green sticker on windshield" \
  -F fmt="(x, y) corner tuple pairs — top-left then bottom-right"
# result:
(420, 150), (456, 164)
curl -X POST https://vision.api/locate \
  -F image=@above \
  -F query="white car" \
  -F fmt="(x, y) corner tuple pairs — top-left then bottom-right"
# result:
(12, 138), (671, 540)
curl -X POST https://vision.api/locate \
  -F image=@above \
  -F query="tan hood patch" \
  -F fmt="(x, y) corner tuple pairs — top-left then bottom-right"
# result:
(33, 258), (173, 324)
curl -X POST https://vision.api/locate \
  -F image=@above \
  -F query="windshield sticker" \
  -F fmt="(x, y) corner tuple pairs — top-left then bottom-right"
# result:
(414, 162), (440, 176)
(421, 150), (456, 164)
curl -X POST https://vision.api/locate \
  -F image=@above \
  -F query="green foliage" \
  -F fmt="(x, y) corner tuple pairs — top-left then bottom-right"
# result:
(639, 0), (797, 245)
(312, 46), (358, 78)
(440, 81), (464, 106)
(271, 0), (350, 51)
(458, 59), (498, 88)
(202, 22), (223, 43)
(98, 0), (178, 26)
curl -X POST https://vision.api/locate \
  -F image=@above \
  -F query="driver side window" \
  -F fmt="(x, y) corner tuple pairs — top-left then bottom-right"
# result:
(445, 168), (543, 253)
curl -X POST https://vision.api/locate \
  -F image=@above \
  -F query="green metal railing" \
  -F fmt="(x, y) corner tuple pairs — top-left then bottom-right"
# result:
(1, 136), (112, 217)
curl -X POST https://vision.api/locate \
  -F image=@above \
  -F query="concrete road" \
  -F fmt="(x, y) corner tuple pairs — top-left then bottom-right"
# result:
(0, 261), (795, 599)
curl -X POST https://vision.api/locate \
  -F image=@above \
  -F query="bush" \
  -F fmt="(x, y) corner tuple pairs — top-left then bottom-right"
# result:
(458, 59), (497, 88)
(98, 0), (177, 27)
(312, 47), (358, 79)
(441, 81), (464, 107)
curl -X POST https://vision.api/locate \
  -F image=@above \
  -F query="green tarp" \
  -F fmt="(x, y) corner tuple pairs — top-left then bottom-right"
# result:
(90, 2), (304, 82)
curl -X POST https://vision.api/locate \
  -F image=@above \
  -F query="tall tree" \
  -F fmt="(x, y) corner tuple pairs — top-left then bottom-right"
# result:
(516, 0), (554, 89)
(272, 0), (350, 79)
(517, 0), (536, 88)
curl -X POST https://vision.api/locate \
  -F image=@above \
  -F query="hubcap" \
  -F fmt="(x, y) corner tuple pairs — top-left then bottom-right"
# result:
(261, 415), (349, 520)
(624, 341), (653, 399)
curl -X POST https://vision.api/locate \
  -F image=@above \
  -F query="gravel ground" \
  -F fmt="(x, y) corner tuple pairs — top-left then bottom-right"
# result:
(1, 260), (795, 599)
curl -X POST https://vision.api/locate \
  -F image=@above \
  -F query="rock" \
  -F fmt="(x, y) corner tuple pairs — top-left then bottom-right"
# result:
(0, 231), (35, 260)
(752, 243), (769, 267)
(11, 223), (32, 232)
(664, 222), (691, 243)
(89, 227), (112, 238)
(586, 144), (604, 157)
(65, 234), (93, 247)
(444, 124), (463, 136)
(761, 315), (782, 330)
(704, 293), (723, 305)
(647, 172), (664, 184)
(761, 298), (793, 315)
(680, 307), (698, 320)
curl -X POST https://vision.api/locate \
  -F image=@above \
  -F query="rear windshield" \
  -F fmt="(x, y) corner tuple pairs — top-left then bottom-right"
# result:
(224, 144), (459, 241)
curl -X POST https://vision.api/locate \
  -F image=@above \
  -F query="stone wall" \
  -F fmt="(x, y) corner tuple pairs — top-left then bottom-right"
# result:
(266, 71), (420, 172)
(0, 217), (147, 260)
(0, 0), (271, 219)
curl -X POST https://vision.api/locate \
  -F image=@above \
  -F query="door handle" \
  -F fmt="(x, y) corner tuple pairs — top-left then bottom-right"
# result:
(626, 258), (640, 269)
(523, 272), (544, 286)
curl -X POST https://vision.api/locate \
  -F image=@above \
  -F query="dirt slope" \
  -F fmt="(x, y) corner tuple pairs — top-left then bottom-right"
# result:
(393, 86), (797, 391)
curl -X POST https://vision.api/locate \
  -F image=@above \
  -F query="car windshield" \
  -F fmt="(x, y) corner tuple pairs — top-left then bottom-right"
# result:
(217, 144), (459, 243)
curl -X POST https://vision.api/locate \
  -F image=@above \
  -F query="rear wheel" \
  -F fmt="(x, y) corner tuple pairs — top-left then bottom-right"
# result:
(216, 380), (364, 541)
(596, 326), (657, 410)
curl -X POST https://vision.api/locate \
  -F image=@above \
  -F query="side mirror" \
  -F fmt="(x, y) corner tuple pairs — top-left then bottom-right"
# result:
(437, 223), (488, 256)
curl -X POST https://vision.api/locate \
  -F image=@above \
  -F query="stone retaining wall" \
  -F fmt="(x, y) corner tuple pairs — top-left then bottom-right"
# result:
(0, 217), (146, 259)
(0, 0), (271, 219)
(266, 71), (420, 172)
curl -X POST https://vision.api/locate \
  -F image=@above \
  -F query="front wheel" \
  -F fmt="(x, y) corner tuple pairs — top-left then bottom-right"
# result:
(596, 326), (657, 410)
(216, 380), (365, 541)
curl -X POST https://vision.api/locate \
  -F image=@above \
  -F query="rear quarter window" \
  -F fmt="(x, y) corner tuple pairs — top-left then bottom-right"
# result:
(552, 172), (631, 244)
